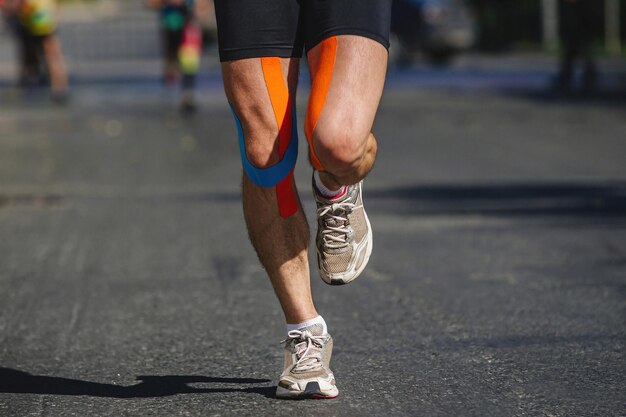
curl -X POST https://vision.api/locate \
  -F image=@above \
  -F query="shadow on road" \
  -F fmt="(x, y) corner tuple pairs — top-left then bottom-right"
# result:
(502, 88), (626, 106)
(2, 182), (625, 219)
(367, 182), (626, 217)
(0, 368), (274, 398)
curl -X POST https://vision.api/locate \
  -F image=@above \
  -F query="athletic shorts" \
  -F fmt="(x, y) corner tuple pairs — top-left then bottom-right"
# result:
(213, 0), (392, 62)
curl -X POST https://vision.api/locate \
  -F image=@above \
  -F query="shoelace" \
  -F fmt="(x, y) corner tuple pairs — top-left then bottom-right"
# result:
(282, 330), (326, 372)
(316, 202), (362, 249)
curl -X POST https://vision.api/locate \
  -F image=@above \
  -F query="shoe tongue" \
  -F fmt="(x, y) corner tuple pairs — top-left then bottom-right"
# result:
(326, 217), (340, 228)
(300, 323), (324, 337)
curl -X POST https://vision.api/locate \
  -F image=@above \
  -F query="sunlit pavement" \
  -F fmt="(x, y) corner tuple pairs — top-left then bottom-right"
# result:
(1, 48), (625, 416)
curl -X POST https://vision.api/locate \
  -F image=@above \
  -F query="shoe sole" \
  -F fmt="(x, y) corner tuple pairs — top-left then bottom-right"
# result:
(276, 382), (338, 400)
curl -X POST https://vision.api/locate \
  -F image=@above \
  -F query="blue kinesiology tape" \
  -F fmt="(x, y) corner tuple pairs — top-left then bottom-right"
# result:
(230, 104), (298, 188)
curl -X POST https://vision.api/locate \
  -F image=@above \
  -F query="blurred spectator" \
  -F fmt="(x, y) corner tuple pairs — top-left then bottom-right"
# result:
(147, 0), (213, 114)
(554, 0), (599, 93)
(0, 0), (68, 101)
(1, 1), (40, 87)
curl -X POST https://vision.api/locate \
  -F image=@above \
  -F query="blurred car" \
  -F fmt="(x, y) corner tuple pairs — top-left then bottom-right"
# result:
(390, 0), (476, 67)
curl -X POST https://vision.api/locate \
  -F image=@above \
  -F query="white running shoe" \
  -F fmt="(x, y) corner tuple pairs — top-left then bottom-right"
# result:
(314, 180), (373, 285)
(276, 326), (338, 400)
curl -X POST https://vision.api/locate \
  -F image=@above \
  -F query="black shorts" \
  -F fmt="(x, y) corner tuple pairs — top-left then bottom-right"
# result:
(214, 0), (392, 62)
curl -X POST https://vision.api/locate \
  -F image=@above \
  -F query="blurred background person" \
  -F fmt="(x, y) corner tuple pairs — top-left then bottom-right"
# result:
(1, 0), (68, 101)
(1, 0), (42, 88)
(147, 0), (213, 114)
(554, 0), (599, 93)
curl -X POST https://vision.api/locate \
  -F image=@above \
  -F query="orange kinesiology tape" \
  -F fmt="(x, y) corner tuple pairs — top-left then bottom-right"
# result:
(260, 57), (298, 218)
(305, 36), (338, 172)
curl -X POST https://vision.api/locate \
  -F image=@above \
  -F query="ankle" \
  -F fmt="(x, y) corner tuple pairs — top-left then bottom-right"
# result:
(314, 170), (345, 199)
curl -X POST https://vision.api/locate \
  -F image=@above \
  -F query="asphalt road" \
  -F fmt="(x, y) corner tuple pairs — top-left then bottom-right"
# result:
(1, 61), (625, 416)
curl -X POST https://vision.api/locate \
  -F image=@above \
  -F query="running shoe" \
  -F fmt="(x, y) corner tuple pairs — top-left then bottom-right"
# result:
(276, 327), (338, 399)
(313, 179), (373, 285)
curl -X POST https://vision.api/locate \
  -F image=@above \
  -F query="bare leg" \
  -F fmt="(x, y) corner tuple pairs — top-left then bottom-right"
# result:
(307, 35), (388, 189)
(41, 35), (68, 96)
(222, 58), (318, 324)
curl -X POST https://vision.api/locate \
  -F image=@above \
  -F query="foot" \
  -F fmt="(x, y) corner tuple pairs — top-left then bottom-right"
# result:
(276, 329), (338, 399)
(313, 179), (373, 285)
(180, 93), (197, 115)
(51, 91), (69, 105)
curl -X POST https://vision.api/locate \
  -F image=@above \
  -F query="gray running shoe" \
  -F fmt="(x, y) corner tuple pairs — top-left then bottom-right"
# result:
(276, 327), (338, 399)
(314, 180), (373, 285)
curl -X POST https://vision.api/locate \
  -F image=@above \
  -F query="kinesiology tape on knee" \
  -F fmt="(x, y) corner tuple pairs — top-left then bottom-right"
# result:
(229, 57), (298, 218)
(305, 36), (338, 172)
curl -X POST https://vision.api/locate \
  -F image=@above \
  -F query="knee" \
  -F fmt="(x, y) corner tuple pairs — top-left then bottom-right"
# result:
(243, 120), (281, 169)
(312, 117), (370, 175)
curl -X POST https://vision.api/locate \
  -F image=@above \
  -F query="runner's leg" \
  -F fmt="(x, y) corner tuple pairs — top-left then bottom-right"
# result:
(307, 35), (388, 189)
(304, 34), (389, 285)
(221, 58), (318, 324)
